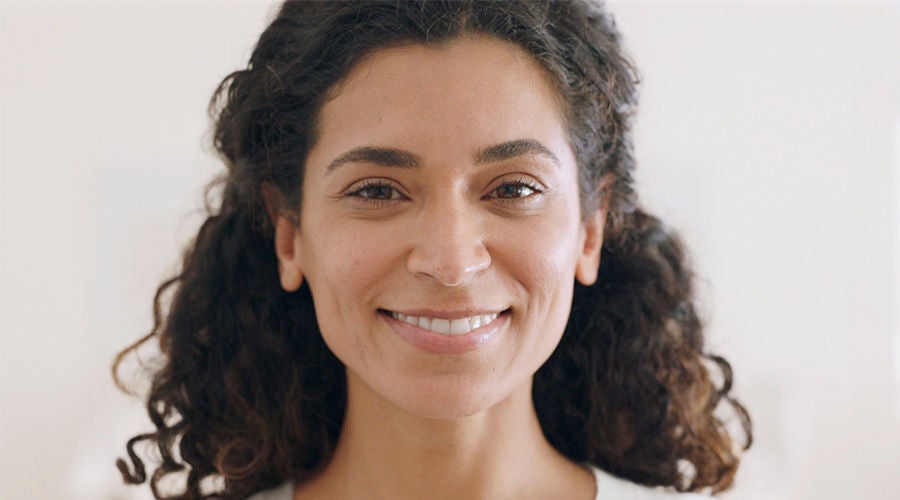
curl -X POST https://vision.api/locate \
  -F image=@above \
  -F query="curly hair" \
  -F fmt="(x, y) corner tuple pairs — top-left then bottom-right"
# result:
(113, 1), (752, 498)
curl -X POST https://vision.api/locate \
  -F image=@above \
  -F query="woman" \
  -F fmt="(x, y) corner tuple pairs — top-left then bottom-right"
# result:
(114, 1), (751, 499)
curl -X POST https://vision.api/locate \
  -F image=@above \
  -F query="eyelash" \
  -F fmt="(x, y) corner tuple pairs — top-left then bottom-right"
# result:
(345, 180), (406, 202)
(487, 178), (544, 201)
(343, 177), (544, 205)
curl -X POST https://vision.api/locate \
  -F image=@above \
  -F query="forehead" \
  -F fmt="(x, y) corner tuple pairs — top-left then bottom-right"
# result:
(325, 35), (563, 109)
(309, 35), (573, 169)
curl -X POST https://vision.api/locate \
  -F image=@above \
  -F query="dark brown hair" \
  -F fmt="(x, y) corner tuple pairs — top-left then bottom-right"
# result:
(114, 1), (751, 498)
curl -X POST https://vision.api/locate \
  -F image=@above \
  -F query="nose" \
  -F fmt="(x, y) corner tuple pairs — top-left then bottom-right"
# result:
(406, 196), (491, 286)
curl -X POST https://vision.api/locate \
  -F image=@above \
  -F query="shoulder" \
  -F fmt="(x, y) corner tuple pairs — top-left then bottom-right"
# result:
(590, 466), (710, 500)
(247, 481), (294, 500)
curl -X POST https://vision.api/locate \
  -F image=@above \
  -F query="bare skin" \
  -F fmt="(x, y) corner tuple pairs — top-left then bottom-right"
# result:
(270, 36), (606, 500)
(293, 373), (595, 499)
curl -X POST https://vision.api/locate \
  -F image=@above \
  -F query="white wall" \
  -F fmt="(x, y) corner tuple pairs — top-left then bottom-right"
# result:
(610, 2), (900, 498)
(2, 1), (898, 499)
(1, 2), (282, 498)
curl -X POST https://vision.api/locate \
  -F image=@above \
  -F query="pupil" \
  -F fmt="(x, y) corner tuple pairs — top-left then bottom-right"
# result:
(501, 185), (522, 198)
(370, 185), (391, 199)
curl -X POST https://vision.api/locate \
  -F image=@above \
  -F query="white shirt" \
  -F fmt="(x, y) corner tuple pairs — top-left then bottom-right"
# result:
(247, 465), (709, 499)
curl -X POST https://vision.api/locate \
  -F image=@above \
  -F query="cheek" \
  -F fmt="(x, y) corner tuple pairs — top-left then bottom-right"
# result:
(495, 206), (583, 291)
(301, 241), (379, 380)
(304, 219), (390, 292)
(491, 207), (582, 335)
(300, 221), (392, 346)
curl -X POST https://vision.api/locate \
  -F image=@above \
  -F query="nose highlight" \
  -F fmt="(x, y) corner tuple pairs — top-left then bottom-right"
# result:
(406, 203), (491, 286)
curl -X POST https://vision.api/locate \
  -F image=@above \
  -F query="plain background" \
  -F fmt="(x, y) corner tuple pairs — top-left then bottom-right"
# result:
(2, 0), (899, 498)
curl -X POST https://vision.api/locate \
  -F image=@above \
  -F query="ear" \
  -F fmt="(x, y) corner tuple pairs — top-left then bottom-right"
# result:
(575, 209), (605, 286)
(575, 177), (612, 286)
(262, 183), (304, 292)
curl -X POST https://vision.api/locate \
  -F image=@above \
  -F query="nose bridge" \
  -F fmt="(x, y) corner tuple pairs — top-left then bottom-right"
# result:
(406, 188), (490, 286)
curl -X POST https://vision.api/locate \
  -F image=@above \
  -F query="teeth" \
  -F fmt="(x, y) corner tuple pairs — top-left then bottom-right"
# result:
(391, 312), (500, 335)
(449, 318), (469, 334)
(431, 319), (450, 334)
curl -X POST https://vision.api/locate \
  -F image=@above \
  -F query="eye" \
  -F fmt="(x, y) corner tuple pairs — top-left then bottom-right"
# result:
(487, 178), (544, 200)
(344, 180), (406, 202)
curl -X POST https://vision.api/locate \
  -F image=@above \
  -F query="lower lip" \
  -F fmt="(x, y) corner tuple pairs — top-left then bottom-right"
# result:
(381, 311), (507, 355)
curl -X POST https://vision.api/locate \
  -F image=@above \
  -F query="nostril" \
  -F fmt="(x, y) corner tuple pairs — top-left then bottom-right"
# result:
(405, 238), (491, 286)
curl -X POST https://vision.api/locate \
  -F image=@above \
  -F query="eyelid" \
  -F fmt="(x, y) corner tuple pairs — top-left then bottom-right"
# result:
(343, 178), (409, 202)
(484, 175), (546, 199)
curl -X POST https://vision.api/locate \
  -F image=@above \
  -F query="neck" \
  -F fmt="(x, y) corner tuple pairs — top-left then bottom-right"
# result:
(297, 370), (593, 500)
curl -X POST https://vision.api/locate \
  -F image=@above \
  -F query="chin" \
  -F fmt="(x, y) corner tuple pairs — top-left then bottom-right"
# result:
(386, 376), (521, 420)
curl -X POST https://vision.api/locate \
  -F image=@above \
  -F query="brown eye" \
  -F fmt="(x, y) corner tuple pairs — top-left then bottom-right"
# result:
(358, 184), (395, 199)
(346, 180), (405, 201)
(489, 180), (543, 200)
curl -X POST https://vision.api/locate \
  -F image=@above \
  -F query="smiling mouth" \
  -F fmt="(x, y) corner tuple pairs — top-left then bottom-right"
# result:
(381, 309), (509, 336)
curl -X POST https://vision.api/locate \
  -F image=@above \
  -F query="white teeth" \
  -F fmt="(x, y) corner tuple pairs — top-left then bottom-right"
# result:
(397, 313), (418, 326)
(449, 318), (469, 334)
(390, 311), (500, 335)
(431, 319), (451, 334)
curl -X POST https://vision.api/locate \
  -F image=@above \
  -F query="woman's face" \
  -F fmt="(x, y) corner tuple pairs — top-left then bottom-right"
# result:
(278, 36), (604, 419)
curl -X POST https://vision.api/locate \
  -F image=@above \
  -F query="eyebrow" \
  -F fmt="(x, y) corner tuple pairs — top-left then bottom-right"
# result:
(325, 147), (420, 174)
(474, 139), (560, 167)
(324, 139), (560, 174)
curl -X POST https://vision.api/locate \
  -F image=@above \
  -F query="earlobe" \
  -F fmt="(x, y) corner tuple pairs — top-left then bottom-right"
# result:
(576, 177), (612, 286)
(575, 208), (604, 286)
(274, 216), (304, 292)
(263, 183), (303, 292)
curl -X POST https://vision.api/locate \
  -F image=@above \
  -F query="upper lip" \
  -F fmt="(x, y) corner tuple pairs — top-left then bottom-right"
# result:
(381, 308), (509, 320)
